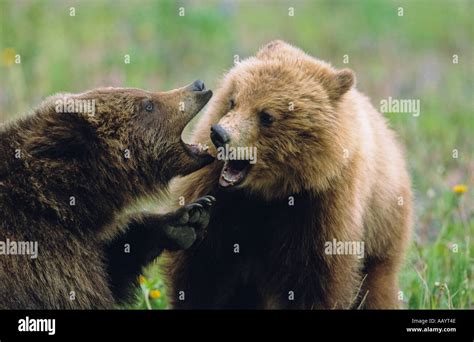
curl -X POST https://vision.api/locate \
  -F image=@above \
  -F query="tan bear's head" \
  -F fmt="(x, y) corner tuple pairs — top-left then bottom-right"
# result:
(25, 81), (213, 188)
(201, 41), (358, 199)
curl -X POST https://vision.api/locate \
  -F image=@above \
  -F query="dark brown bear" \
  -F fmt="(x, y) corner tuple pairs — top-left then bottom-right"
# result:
(0, 81), (215, 309)
(165, 41), (413, 309)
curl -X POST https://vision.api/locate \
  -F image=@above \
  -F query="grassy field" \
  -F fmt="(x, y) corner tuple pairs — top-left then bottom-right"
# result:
(1, 0), (472, 309)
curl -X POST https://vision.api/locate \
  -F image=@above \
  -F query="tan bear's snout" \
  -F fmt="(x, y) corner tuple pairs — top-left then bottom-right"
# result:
(210, 112), (257, 151)
(210, 124), (230, 148)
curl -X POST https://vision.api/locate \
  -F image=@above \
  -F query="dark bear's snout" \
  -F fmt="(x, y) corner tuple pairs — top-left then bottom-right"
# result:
(173, 80), (212, 123)
(190, 79), (206, 92)
(174, 81), (215, 175)
(182, 80), (212, 112)
(211, 124), (230, 148)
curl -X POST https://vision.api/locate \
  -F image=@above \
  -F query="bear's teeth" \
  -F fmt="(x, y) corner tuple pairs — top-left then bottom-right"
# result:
(197, 143), (208, 152)
(222, 174), (235, 184)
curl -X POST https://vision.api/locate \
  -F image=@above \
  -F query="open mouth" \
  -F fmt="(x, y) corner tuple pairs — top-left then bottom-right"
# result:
(219, 159), (252, 188)
(180, 84), (214, 166)
(181, 141), (214, 165)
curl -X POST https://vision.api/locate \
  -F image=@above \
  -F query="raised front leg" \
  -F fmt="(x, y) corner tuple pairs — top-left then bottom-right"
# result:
(105, 196), (215, 303)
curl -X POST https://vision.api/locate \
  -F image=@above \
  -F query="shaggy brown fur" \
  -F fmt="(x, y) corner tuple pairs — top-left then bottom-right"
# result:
(165, 41), (413, 309)
(0, 82), (215, 309)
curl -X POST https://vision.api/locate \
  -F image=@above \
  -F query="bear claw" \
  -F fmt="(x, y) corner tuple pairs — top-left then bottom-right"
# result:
(163, 195), (216, 250)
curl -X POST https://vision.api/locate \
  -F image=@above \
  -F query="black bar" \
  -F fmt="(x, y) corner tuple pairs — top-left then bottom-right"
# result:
(0, 310), (472, 341)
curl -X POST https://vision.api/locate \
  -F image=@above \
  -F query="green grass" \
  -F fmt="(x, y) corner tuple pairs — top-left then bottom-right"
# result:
(401, 191), (472, 309)
(0, 0), (472, 309)
(132, 266), (168, 310)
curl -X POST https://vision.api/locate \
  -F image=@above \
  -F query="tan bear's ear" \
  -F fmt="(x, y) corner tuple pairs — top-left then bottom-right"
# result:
(256, 40), (302, 60)
(326, 69), (355, 101)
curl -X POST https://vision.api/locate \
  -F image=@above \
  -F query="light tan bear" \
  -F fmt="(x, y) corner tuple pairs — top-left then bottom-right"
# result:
(165, 41), (413, 309)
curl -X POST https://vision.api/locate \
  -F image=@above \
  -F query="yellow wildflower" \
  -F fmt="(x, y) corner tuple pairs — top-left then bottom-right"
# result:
(138, 275), (146, 285)
(1, 48), (16, 67)
(452, 184), (468, 194)
(150, 290), (161, 299)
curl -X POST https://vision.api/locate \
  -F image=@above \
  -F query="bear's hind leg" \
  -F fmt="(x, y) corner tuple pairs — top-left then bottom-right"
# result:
(360, 258), (400, 309)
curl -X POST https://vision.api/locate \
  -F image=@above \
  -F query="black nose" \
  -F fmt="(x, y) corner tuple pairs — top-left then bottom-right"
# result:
(191, 80), (206, 92)
(211, 124), (230, 148)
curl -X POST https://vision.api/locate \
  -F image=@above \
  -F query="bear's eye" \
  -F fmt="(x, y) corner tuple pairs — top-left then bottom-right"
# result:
(144, 101), (154, 112)
(229, 99), (236, 110)
(259, 111), (275, 127)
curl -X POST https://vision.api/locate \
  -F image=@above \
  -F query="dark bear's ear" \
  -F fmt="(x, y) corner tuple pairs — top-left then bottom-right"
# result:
(256, 40), (302, 60)
(25, 113), (97, 160)
(326, 69), (355, 101)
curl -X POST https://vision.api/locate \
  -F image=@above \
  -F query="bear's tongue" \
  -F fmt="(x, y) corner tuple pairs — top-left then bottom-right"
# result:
(219, 160), (250, 188)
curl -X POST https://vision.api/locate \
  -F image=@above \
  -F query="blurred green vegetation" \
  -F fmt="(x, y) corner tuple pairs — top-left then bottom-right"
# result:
(0, 0), (472, 309)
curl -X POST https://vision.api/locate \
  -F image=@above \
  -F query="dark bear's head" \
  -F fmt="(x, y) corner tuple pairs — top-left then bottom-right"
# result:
(200, 41), (357, 199)
(24, 81), (213, 186)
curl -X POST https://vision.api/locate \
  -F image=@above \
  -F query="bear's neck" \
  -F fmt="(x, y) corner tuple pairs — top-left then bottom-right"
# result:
(208, 188), (320, 253)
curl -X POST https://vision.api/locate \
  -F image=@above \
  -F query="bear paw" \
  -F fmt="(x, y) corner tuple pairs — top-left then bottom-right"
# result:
(163, 195), (216, 250)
